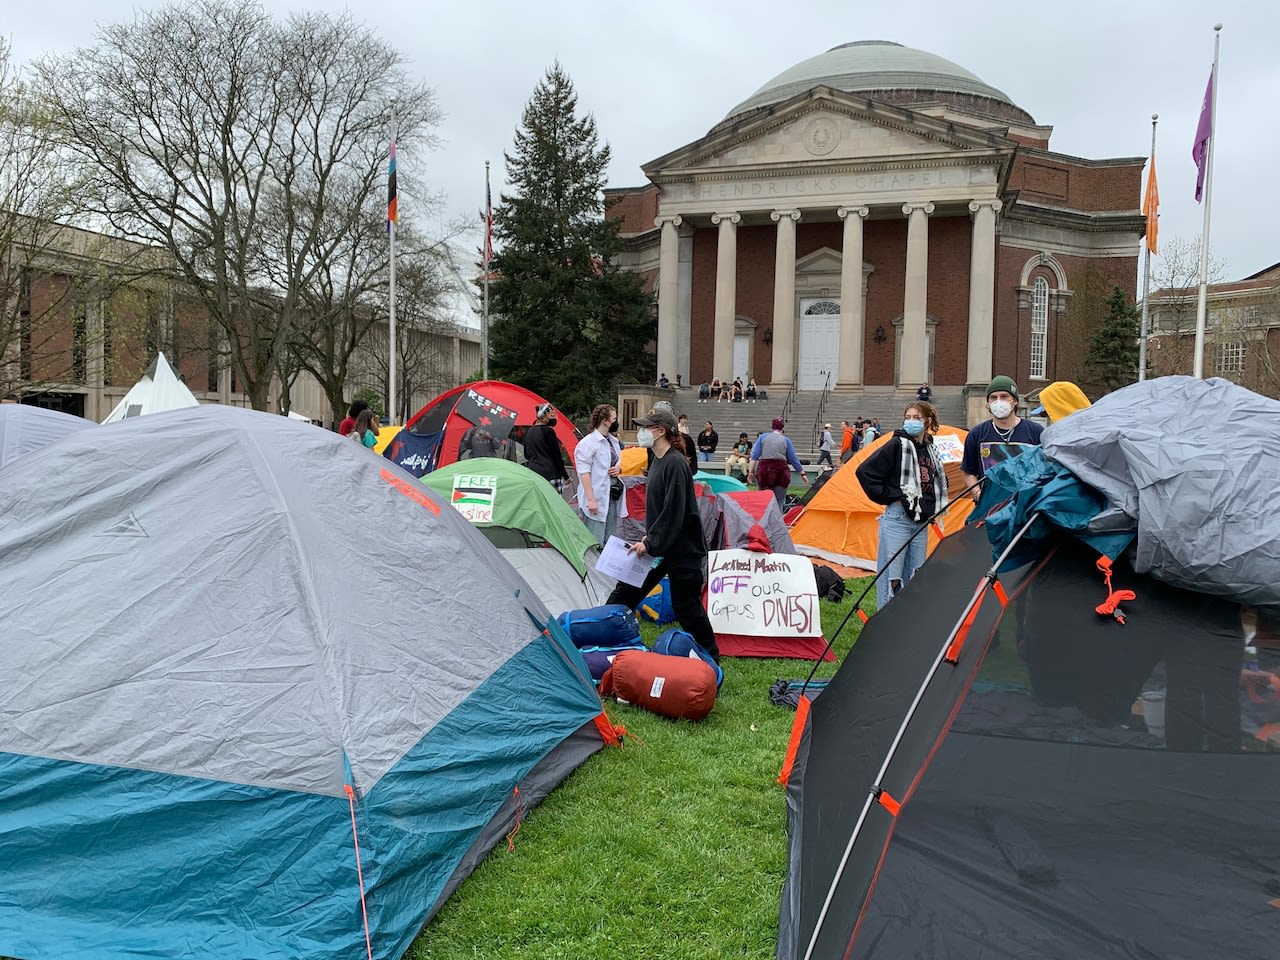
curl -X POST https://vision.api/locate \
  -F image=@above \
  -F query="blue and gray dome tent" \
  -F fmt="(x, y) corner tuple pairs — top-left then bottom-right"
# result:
(0, 405), (614, 960)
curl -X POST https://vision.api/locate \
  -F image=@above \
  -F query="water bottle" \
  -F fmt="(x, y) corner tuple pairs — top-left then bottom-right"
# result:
(1245, 645), (1260, 672)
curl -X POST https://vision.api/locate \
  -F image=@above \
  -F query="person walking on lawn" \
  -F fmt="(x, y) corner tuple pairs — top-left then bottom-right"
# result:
(748, 417), (807, 508)
(607, 408), (720, 662)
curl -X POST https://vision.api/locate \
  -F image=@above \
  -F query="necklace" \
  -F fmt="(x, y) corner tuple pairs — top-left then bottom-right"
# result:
(992, 419), (1017, 442)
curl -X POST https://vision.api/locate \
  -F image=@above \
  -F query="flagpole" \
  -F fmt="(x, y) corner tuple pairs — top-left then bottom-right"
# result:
(388, 101), (399, 422)
(1138, 113), (1158, 382)
(483, 160), (491, 381)
(1193, 24), (1222, 379)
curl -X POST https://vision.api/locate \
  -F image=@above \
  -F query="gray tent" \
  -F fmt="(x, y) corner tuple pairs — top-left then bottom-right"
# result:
(0, 405), (611, 960)
(0, 402), (95, 469)
(1042, 376), (1280, 606)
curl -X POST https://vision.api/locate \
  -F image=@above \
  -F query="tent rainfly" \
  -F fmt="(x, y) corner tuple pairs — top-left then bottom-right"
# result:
(0, 405), (615, 960)
(101, 351), (199, 423)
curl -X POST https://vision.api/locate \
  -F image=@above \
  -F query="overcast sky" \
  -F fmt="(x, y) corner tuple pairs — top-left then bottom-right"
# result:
(8, 0), (1275, 281)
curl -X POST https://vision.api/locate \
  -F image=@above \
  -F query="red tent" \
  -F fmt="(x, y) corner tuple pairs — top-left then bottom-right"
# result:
(386, 381), (581, 477)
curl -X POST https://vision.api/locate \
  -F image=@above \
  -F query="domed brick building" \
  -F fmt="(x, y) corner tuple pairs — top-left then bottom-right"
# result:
(606, 41), (1146, 420)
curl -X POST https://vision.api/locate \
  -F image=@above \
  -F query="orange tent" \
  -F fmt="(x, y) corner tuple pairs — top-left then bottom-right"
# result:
(789, 425), (973, 571)
(619, 446), (648, 476)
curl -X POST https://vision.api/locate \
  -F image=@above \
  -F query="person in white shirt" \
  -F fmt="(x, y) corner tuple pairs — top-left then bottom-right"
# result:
(576, 404), (627, 546)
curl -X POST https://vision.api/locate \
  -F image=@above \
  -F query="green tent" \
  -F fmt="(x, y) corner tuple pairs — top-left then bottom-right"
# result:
(423, 458), (612, 612)
(693, 470), (748, 494)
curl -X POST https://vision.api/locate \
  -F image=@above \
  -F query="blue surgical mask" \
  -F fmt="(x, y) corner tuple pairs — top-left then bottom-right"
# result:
(903, 419), (925, 437)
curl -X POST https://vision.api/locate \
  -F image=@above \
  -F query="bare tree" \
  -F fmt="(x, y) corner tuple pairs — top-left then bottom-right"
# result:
(38, 0), (439, 410)
(0, 38), (99, 397)
(1146, 236), (1226, 377)
(355, 239), (464, 423)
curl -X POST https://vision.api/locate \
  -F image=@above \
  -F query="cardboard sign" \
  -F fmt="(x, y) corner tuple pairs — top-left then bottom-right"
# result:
(449, 474), (498, 523)
(706, 550), (821, 639)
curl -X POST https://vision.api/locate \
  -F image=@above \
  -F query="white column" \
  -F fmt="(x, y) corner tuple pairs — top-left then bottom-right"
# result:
(769, 209), (801, 387)
(900, 201), (934, 385)
(966, 199), (1003, 385)
(655, 214), (682, 382)
(711, 212), (740, 382)
(837, 205), (869, 387)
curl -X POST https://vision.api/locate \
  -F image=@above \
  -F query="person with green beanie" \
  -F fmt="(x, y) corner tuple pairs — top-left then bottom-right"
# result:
(960, 375), (1044, 500)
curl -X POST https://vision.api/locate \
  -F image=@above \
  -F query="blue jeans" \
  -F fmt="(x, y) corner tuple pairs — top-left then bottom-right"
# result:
(698, 451), (714, 463)
(876, 501), (929, 612)
(581, 495), (620, 547)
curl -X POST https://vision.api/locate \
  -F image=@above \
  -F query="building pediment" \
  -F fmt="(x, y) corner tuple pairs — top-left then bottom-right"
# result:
(644, 87), (1014, 180)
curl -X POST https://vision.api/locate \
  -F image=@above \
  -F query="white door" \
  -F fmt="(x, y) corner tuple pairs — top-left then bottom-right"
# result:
(733, 333), (751, 382)
(797, 298), (841, 390)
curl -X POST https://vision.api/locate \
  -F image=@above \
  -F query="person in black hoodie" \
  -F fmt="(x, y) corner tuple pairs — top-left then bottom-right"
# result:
(523, 402), (570, 493)
(855, 400), (948, 613)
(607, 408), (720, 662)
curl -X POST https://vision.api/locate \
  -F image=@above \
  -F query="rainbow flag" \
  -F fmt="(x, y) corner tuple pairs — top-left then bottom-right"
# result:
(387, 139), (398, 226)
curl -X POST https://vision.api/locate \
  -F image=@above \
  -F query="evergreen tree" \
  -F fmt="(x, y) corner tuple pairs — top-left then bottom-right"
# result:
(1084, 286), (1142, 392)
(488, 63), (654, 419)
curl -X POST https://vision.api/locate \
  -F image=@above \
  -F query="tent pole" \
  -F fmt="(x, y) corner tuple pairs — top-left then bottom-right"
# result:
(801, 511), (1042, 960)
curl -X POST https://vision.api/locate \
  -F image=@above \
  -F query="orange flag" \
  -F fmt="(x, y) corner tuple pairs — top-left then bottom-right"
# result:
(1142, 151), (1159, 254)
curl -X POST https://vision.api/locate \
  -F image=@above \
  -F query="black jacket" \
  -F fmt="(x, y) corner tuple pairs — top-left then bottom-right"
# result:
(855, 430), (937, 517)
(644, 448), (706, 568)
(523, 423), (567, 482)
(697, 430), (719, 454)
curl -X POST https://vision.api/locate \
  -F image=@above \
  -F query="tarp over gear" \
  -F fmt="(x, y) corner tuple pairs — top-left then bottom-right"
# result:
(789, 425), (973, 570)
(0, 403), (95, 469)
(1039, 375), (1280, 608)
(101, 351), (199, 422)
(385, 380), (581, 478)
(777, 524), (1279, 960)
(422, 456), (615, 614)
(0, 405), (612, 960)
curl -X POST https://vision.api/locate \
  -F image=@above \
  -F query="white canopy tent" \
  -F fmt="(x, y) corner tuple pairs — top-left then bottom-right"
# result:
(102, 352), (199, 423)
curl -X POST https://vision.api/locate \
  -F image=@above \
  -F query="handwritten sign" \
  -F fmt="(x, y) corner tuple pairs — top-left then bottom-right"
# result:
(449, 474), (498, 523)
(932, 434), (963, 464)
(706, 549), (821, 639)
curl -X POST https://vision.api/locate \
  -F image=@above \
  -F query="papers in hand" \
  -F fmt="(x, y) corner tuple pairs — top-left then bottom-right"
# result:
(596, 536), (652, 587)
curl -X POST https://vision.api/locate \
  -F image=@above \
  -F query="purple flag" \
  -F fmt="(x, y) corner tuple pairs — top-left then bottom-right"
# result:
(1192, 70), (1213, 202)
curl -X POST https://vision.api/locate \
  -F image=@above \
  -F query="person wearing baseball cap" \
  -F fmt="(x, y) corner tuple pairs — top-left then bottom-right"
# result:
(603, 407), (720, 662)
(959, 375), (1044, 501)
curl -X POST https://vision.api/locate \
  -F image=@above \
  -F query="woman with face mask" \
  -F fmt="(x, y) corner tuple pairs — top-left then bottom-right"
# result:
(575, 404), (627, 546)
(523, 402), (571, 494)
(607, 408), (720, 662)
(855, 401), (948, 612)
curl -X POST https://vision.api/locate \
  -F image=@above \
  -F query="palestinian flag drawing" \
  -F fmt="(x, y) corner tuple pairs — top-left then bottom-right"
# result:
(450, 475), (498, 523)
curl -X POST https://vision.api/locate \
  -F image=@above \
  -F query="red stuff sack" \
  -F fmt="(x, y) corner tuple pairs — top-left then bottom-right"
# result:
(599, 650), (718, 721)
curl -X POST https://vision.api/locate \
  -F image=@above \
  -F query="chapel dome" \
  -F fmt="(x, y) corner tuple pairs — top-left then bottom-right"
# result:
(721, 41), (1034, 127)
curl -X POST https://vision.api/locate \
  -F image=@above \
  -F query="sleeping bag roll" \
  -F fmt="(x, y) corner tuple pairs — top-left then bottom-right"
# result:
(557, 604), (641, 649)
(600, 650), (718, 721)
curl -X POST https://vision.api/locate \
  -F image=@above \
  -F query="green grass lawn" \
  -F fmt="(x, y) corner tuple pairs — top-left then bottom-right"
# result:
(407, 577), (875, 960)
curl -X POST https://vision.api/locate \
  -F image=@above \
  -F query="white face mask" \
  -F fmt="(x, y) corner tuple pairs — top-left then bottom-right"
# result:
(636, 427), (655, 449)
(989, 399), (1014, 420)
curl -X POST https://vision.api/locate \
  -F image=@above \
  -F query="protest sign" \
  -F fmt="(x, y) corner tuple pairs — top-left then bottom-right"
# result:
(706, 549), (821, 639)
(448, 474), (497, 523)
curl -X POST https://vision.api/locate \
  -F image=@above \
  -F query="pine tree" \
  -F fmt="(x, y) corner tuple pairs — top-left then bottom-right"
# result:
(1084, 286), (1142, 392)
(488, 63), (654, 419)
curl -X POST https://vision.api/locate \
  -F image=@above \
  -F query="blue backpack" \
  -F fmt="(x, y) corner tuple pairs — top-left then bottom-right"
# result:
(557, 604), (641, 650)
(652, 628), (723, 689)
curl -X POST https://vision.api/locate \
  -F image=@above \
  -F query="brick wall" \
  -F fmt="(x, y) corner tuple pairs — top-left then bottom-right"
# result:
(604, 185), (659, 235)
(1009, 153), (1144, 213)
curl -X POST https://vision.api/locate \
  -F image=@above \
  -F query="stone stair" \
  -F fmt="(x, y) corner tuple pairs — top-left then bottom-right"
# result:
(667, 386), (967, 464)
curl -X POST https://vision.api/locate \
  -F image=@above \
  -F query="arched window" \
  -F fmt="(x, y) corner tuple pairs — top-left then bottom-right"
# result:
(1030, 277), (1049, 380)
(802, 299), (840, 315)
